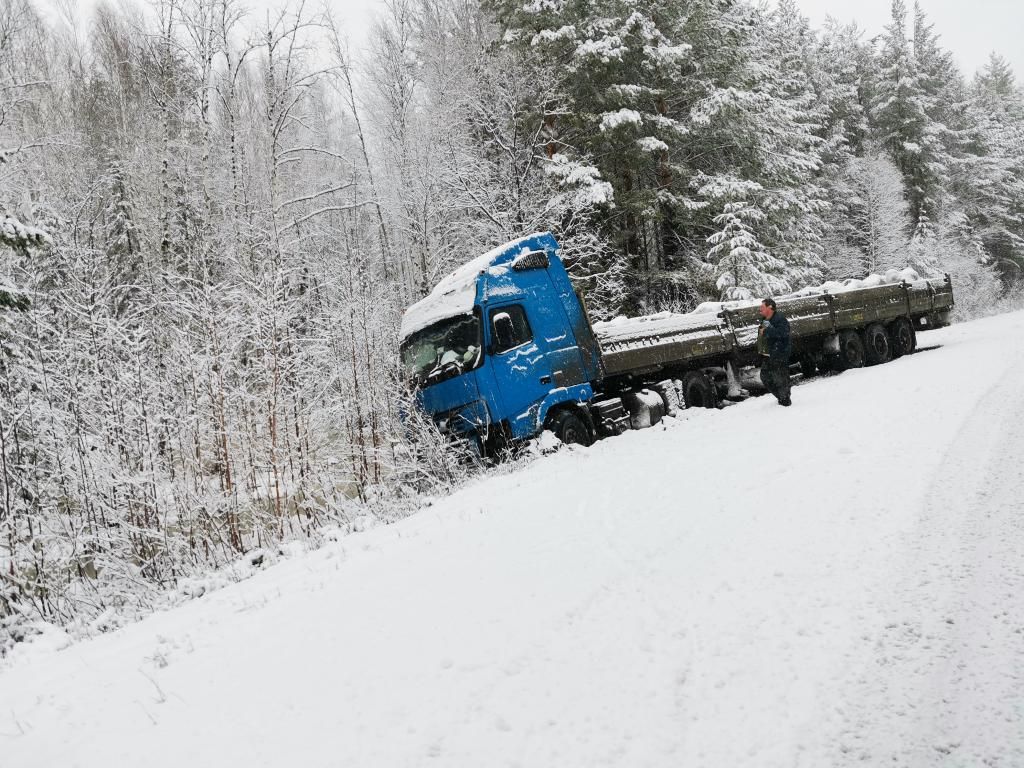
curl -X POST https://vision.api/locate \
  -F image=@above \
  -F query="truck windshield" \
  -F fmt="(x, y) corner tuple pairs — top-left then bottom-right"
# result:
(400, 314), (483, 387)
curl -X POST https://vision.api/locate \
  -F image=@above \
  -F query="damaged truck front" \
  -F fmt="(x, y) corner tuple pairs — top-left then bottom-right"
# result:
(399, 232), (602, 454)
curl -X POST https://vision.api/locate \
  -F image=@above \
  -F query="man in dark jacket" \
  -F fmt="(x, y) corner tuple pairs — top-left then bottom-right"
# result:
(758, 298), (792, 407)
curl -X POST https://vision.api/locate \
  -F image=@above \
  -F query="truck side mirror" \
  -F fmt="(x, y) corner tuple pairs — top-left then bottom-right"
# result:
(493, 313), (514, 353)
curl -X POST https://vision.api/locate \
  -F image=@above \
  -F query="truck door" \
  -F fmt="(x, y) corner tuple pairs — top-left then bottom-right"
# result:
(486, 302), (556, 438)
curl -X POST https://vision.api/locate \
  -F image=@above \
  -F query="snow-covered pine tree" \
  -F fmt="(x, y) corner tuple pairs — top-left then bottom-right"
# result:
(840, 153), (912, 276)
(935, 214), (1003, 319)
(958, 55), (1024, 285)
(873, 0), (936, 226)
(0, 215), (49, 310)
(692, 0), (827, 296)
(706, 199), (788, 300)
(485, 0), (715, 308)
(755, 0), (829, 290)
(907, 208), (942, 275)
(811, 20), (873, 163)
(813, 20), (884, 279)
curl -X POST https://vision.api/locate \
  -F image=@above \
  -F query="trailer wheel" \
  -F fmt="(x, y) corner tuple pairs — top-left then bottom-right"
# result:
(681, 371), (719, 409)
(863, 323), (893, 366)
(548, 409), (594, 447)
(889, 318), (916, 358)
(836, 330), (866, 370)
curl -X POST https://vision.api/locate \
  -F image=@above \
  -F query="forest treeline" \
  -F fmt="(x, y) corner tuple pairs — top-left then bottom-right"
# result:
(1, 0), (1022, 640)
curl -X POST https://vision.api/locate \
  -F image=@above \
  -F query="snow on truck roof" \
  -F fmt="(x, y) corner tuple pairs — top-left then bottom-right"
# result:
(399, 232), (558, 340)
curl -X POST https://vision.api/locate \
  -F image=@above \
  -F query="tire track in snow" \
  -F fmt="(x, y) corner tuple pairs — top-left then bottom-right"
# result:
(830, 355), (1024, 767)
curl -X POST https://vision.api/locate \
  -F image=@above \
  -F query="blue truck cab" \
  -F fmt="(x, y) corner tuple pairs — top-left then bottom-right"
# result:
(399, 233), (602, 448)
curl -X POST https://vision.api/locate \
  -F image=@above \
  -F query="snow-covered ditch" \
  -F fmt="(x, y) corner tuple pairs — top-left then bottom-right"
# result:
(3, 311), (1024, 768)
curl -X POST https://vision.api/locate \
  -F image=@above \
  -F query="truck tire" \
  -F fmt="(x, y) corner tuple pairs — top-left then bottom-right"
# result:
(836, 330), (866, 370)
(863, 323), (892, 366)
(480, 423), (513, 462)
(888, 317), (916, 358)
(548, 409), (593, 447)
(681, 370), (718, 409)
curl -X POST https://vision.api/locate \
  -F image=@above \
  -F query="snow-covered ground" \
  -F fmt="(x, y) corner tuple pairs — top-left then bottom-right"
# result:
(3, 312), (1024, 768)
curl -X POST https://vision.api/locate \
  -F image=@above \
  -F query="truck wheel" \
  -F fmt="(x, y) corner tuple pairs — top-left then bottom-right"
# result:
(481, 423), (514, 462)
(549, 409), (593, 447)
(863, 323), (892, 365)
(836, 330), (866, 370)
(888, 318), (916, 358)
(681, 371), (718, 409)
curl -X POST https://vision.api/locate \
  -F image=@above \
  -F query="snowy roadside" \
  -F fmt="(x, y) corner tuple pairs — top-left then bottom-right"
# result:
(1, 311), (1023, 768)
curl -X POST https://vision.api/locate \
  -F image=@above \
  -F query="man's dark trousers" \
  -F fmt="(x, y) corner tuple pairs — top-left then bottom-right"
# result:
(760, 359), (791, 404)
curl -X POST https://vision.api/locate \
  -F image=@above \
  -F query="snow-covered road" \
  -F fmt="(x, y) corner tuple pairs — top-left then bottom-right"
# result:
(2, 312), (1023, 768)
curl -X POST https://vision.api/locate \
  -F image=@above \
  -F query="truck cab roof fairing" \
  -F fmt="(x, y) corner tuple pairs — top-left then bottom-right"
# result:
(399, 232), (559, 342)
